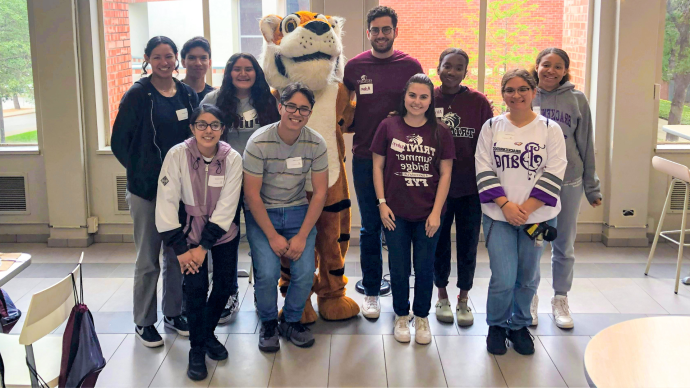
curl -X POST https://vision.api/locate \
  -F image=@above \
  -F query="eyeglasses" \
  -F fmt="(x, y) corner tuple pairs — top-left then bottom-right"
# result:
(369, 26), (393, 36)
(193, 121), (223, 131)
(283, 104), (312, 116)
(502, 87), (532, 96)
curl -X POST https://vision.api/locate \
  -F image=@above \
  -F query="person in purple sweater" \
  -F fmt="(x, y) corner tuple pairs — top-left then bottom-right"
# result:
(343, 6), (423, 319)
(432, 48), (493, 327)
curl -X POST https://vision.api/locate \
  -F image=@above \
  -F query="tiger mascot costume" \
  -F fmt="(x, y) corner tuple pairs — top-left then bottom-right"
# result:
(260, 11), (359, 322)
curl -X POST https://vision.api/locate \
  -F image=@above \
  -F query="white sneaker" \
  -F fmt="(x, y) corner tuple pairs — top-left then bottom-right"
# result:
(435, 298), (454, 323)
(413, 316), (432, 345)
(394, 314), (411, 343)
(551, 295), (574, 329)
(530, 294), (539, 326)
(361, 295), (381, 319)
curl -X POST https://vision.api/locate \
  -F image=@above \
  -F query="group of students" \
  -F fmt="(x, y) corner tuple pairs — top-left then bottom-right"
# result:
(111, 5), (600, 381)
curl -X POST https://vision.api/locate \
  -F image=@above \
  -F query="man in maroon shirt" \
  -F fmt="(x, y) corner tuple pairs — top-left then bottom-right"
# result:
(343, 5), (423, 319)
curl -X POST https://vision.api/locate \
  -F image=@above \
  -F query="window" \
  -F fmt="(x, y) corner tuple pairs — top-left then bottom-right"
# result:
(657, 1), (690, 145)
(0, 0), (37, 145)
(380, 0), (590, 114)
(101, 0), (309, 137)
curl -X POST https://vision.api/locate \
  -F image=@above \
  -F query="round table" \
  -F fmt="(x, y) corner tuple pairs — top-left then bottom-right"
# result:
(584, 316), (690, 388)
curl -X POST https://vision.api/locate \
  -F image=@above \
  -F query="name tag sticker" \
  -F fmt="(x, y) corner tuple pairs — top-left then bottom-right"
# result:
(176, 108), (188, 121)
(208, 175), (224, 187)
(360, 84), (373, 95)
(496, 132), (515, 142)
(391, 138), (406, 153)
(286, 157), (303, 169)
(533, 106), (541, 116)
(435, 107), (444, 118)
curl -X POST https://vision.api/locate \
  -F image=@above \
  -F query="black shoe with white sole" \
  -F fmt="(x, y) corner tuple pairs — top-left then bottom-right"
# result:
(164, 315), (190, 336)
(218, 290), (241, 325)
(135, 325), (164, 348)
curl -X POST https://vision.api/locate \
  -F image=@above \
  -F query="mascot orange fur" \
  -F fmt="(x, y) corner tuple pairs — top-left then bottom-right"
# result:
(260, 11), (359, 322)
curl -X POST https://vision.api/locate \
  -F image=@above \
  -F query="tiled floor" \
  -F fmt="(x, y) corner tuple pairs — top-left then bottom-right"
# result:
(3, 241), (690, 387)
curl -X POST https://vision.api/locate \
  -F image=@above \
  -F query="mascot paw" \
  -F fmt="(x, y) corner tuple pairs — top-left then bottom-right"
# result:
(317, 295), (360, 321)
(301, 299), (318, 324)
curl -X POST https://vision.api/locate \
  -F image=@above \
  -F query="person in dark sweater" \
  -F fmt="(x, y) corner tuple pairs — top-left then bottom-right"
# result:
(111, 36), (199, 348)
(432, 48), (493, 327)
(180, 36), (214, 101)
(343, 6), (423, 319)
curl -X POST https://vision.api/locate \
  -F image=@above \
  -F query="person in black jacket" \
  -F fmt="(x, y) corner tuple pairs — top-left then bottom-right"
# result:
(111, 36), (199, 348)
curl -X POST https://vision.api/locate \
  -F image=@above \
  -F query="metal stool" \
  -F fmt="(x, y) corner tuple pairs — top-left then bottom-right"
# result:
(645, 156), (690, 293)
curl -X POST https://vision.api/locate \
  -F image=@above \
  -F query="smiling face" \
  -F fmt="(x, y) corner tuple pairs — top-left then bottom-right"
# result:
(231, 57), (257, 93)
(438, 53), (468, 89)
(502, 76), (536, 112)
(404, 82), (432, 118)
(537, 53), (568, 91)
(279, 92), (312, 132)
(145, 44), (177, 79)
(367, 16), (397, 54)
(191, 112), (224, 150)
(182, 46), (210, 80)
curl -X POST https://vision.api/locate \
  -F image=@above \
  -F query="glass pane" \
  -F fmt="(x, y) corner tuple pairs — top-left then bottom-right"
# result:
(239, 0), (262, 35)
(658, 1), (690, 144)
(485, 0), (590, 113)
(240, 37), (264, 60)
(210, 0), (236, 87)
(0, 0), (37, 145)
(102, 0), (203, 132)
(378, 0), (480, 91)
(287, 0), (310, 13)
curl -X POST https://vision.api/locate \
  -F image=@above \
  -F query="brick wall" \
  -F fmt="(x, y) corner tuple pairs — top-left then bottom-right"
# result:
(380, 0), (588, 102)
(103, 0), (133, 129)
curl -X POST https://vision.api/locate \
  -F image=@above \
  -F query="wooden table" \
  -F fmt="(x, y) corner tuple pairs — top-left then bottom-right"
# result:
(662, 125), (690, 141)
(584, 316), (690, 387)
(0, 253), (31, 287)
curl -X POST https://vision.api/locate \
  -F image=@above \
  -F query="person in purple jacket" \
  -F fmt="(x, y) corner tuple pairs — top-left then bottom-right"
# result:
(343, 6), (424, 319)
(156, 104), (243, 381)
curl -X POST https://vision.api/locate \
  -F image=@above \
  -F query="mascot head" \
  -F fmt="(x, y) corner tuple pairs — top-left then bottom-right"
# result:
(260, 11), (345, 92)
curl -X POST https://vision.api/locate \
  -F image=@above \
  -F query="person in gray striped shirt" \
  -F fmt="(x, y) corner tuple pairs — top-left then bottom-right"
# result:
(243, 83), (328, 352)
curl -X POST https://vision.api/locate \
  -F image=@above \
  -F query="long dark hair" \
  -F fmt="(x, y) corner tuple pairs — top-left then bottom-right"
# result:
(532, 47), (570, 86)
(216, 53), (279, 133)
(398, 73), (443, 166)
(141, 36), (179, 76)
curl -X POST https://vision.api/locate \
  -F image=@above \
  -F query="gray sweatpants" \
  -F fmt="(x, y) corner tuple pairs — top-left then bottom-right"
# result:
(127, 191), (183, 326)
(551, 181), (584, 294)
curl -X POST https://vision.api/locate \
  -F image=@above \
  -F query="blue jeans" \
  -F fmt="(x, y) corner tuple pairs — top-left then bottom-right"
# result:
(246, 205), (316, 323)
(384, 216), (443, 318)
(352, 157), (383, 296)
(483, 214), (556, 330)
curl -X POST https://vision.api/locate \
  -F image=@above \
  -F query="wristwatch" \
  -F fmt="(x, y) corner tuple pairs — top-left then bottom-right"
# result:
(377, 198), (387, 205)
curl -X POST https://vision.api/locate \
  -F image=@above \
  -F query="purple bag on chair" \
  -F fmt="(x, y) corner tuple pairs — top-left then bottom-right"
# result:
(58, 267), (106, 388)
(0, 289), (20, 334)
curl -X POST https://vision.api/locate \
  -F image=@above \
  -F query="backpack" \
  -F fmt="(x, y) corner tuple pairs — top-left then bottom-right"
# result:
(0, 288), (21, 388)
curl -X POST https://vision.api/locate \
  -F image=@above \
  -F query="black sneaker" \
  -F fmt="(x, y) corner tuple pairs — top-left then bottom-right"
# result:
(164, 315), (190, 336)
(486, 326), (508, 355)
(259, 319), (280, 352)
(135, 325), (164, 348)
(218, 290), (241, 325)
(507, 327), (535, 355)
(204, 336), (228, 361)
(187, 348), (207, 381)
(278, 320), (315, 348)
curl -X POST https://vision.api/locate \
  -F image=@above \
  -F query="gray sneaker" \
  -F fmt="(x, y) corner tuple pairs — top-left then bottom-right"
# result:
(278, 320), (315, 348)
(258, 319), (280, 353)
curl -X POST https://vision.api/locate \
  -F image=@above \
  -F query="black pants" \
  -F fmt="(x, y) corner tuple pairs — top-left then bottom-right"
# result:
(185, 236), (240, 349)
(433, 194), (482, 291)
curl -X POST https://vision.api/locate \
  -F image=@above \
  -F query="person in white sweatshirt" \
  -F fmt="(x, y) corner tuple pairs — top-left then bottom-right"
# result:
(475, 69), (567, 356)
(529, 48), (602, 330)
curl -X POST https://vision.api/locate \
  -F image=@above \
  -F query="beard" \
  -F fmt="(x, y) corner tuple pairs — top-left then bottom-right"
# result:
(371, 38), (394, 54)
